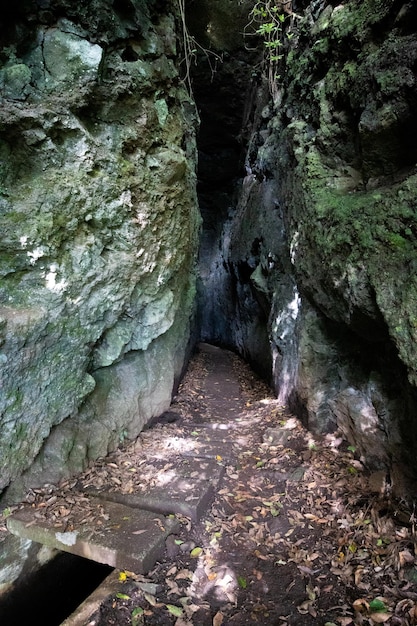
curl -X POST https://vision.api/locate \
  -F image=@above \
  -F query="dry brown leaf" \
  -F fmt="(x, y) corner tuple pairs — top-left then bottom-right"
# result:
(297, 600), (312, 614)
(353, 599), (369, 613)
(184, 603), (200, 617)
(167, 579), (182, 595)
(175, 569), (193, 580)
(408, 605), (417, 623)
(213, 610), (224, 626)
(354, 566), (364, 586)
(369, 612), (391, 623)
(253, 549), (269, 560)
(399, 550), (414, 567)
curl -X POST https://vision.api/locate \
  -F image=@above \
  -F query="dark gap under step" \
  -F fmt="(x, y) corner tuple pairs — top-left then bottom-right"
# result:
(0, 551), (112, 626)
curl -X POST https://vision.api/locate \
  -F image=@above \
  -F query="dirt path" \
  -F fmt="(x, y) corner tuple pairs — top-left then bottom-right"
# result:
(3, 344), (416, 625)
(87, 344), (417, 626)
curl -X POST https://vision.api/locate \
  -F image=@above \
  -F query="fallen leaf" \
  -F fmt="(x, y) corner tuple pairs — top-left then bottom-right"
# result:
(213, 610), (224, 626)
(144, 593), (157, 606)
(369, 599), (387, 613)
(306, 584), (316, 601)
(253, 549), (269, 560)
(369, 613), (391, 623)
(190, 546), (203, 557)
(175, 569), (193, 580)
(399, 550), (415, 567)
(353, 599), (369, 613)
(297, 600), (311, 614)
(166, 604), (183, 617)
(132, 607), (144, 626)
(167, 579), (181, 595)
(237, 575), (247, 589)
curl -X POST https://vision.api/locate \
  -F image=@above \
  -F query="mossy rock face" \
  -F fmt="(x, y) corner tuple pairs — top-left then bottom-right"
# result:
(0, 0), (200, 499)
(235, 0), (417, 490)
(0, 64), (32, 100)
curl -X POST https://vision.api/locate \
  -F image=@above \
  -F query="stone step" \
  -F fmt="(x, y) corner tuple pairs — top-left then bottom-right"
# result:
(85, 457), (225, 521)
(181, 431), (242, 459)
(7, 499), (178, 574)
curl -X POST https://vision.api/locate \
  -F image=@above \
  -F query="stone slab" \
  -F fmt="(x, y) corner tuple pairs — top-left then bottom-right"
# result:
(89, 488), (213, 522)
(86, 457), (225, 521)
(184, 441), (232, 464)
(7, 500), (178, 574)
(183, 431), (239, 460)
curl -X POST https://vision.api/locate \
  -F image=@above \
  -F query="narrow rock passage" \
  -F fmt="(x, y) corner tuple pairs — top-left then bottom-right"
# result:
(4, 345), (416, 626)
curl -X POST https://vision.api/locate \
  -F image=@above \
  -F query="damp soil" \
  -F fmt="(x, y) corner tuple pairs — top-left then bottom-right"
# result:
(87, 344), (417, 626)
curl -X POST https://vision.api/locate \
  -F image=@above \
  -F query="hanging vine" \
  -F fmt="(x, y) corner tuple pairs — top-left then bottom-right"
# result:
(176, 0), (222, 95)
(245, 0), (301, 99)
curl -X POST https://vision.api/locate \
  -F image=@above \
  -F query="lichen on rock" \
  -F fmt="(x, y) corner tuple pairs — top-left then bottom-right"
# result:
(0, 0), (200, 499)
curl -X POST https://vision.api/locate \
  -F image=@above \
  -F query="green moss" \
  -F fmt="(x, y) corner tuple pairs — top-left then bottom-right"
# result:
(329, 0), (395, 42)
(324, 59), (358, 98)
(117, 158), (136, 178)
(386, 233), (409, 250)
(311, 38), (329, 55)
(375, 69), (403, 96)
(295, 142), (417, 268)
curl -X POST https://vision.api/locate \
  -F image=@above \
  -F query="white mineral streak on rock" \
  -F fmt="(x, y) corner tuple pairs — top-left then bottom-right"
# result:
(273, 285), (301, 406)
(27, 247), (45, 265)
(44, 264), (67, 293)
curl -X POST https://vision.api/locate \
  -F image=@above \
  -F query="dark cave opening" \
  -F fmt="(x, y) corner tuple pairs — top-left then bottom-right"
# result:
(0, 551), (112, 626)
(185, 3), (272, 381)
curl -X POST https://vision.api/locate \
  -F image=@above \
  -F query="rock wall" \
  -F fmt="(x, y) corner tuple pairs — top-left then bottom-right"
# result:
(0, 0), (200, 502)
(223, 0), (417, 494)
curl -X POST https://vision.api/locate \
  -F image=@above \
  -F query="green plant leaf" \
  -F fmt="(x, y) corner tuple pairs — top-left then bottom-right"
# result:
(132, 607), (144, 626)
(237, 575), (247, 589)
(132, 607), (144, 616)
(270, 505), (281, 517)
(369, 598), (387, 613)
(166, 604), (183, 617)
(116, 593), (130, 600)
(190, 546), (203, 557)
